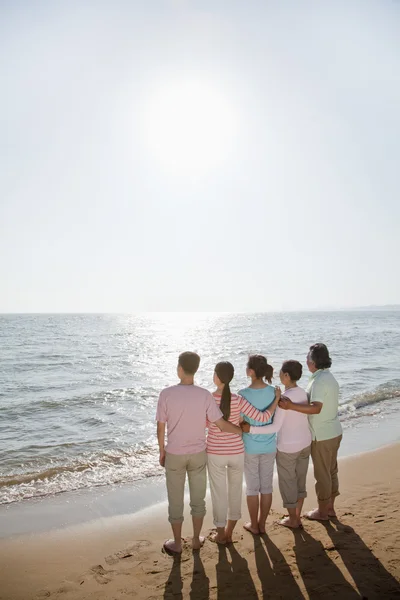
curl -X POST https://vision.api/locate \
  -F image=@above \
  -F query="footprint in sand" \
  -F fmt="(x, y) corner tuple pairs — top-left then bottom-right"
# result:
(90, 564), (113, 584)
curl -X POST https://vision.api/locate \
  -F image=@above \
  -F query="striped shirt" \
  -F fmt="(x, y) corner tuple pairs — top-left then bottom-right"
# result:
(207, 392), (274, 455)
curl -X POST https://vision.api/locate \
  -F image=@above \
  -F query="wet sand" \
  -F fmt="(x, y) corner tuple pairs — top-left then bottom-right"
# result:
(0, 444), (399, 600)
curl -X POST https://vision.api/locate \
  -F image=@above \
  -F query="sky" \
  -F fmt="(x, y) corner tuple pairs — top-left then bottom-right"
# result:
(1, 0), (399, 313)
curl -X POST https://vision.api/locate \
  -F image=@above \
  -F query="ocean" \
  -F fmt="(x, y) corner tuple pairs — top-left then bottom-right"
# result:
(1, 311), (400, 507)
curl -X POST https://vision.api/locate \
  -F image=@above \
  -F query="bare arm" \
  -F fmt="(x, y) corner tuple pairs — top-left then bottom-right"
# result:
(279, 397), (322, 414)
(246, 406), (286, 434)
(214, 417), (242, 436)
(157, 421), (166, 466)
(267, 386), (281, 416)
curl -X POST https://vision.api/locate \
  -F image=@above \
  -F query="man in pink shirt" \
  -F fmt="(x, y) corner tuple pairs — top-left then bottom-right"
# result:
(156, 351), (242, 555)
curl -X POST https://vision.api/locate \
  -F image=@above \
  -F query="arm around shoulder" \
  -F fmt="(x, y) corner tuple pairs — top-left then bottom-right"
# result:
(279, 397), (322, 414)
(249, 406), (286, 434)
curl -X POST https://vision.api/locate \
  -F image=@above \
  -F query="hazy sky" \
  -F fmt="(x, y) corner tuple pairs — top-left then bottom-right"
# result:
(1, 0), (399, 312)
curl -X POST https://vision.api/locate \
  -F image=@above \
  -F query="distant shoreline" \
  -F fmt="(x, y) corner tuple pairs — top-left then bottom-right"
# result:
(1, 306), (400, 315)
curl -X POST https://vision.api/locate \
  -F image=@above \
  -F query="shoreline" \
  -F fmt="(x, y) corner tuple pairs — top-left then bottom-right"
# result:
(1, 407), (400, 540)
(1, 443), (400, 599)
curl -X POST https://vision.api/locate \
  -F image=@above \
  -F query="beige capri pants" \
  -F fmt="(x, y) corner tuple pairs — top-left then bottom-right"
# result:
(311, 435), (342, 504)
(207, 453), (245, 528)
(276, 445), (311, 508)
(244, 452), (276, 496)
(165, 450), (207, 523)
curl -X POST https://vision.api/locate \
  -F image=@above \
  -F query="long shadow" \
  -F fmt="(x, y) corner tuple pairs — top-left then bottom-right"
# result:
(293, 527), (360, 599)
(259, 533), (304, 599)
(164, 554), (183, 600)
(216, 543), (258, 599)
(190, 550), (210, 600)
(323, 519), (400, 599)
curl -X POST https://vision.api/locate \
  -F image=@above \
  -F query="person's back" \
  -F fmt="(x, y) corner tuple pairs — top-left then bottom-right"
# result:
(277, 386), (311, 453)
(308, 369), (342, 442)
(240, 385), (276, 454)
(207, 392), (245, 455)
(239, 354), (279, 536)
(159, 384), (220, 455)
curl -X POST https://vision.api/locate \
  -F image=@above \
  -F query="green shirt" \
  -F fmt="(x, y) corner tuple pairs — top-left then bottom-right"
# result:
(307, 369), (342, 442)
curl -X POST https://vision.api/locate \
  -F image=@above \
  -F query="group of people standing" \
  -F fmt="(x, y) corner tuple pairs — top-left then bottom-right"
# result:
(156, 343), (342, 555)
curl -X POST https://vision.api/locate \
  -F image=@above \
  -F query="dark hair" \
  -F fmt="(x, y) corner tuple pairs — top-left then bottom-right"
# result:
(309, 343), (332, 370)
(281, 360), (302, 382)
(247, 354), (272, 382)
(265, 364), (273, 384)
(178, 351), (200, 375)
(215, 361), (234, 421)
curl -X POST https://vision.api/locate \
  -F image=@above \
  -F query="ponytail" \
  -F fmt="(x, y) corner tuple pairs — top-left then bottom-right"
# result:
(214, 361), (234, 421)
(265, 363), (273, 384)
(220, 381), (232, 421)
(247, 355), (273, 382)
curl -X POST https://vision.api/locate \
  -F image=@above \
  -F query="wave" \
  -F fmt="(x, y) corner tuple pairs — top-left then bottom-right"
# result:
(0, 444), (161, 505)
(339, 380), (400, 416)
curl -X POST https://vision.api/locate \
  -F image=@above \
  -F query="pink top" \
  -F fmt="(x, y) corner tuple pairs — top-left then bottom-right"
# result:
(250, 386), (311, 453)
(207, 393), (274, 455)
(156, 384), (223, 455)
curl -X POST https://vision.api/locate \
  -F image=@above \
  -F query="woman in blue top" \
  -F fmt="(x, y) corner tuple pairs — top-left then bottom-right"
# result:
(239, 354), (280, 534)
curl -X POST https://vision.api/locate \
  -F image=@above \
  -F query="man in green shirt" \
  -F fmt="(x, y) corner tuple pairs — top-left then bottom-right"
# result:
(279, 343), (342, 521)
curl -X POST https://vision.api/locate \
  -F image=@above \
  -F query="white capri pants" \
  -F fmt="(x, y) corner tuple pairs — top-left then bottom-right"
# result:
(244, 452), (276, 496)
(207, 453), (245, 528)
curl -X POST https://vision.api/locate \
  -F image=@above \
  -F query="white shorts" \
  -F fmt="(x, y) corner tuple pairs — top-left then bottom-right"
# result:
(244, 452), (276, 496)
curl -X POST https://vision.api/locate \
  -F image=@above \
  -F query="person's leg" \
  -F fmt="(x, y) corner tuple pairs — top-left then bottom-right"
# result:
(165, 453), (187, 553)
(207, 453), (228, 544)
(259, 452), (276, 532)
(326, 435), (342, 516)
(296, 498), (305, 520)
(295, 445), (311, 520)
(187, 450), (207, 549)
(244, 453), (261, 534)
(307, 440), (333, 520)
(225, 453), (244, 542)
(276, 450), (300, 528)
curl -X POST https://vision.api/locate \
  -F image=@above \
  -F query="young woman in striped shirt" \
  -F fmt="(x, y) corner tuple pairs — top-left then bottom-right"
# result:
(207, 361), (280, 544)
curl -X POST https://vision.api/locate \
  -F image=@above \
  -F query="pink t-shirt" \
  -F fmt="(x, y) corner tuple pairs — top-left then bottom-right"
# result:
(156, 384), (223, 455)
(250, 386), (312, 453)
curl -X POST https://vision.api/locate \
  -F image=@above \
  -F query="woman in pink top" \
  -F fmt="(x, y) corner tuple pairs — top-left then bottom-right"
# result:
(241, 360), (311, 529)
(207, 361), (281, 544)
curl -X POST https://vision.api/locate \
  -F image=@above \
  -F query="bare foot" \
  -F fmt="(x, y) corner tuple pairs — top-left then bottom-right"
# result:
(243, 522), (260, 535)
(210, 532), (226, 545)
(258, 521), (266, 534)
(163, 539), (182, 555)
(305, 509), (329, 521)
(278, 516), (301, 529)
(192, 536), (205, 550)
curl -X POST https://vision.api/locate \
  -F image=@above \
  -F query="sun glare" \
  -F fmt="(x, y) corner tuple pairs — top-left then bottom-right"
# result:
(142, 79), (238, 176)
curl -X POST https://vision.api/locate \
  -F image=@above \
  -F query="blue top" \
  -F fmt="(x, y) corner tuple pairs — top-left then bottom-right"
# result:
(239, 385), (277, 454)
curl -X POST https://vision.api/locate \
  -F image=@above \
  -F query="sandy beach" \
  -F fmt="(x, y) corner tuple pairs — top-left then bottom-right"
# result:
(1, 443), (399, 600)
